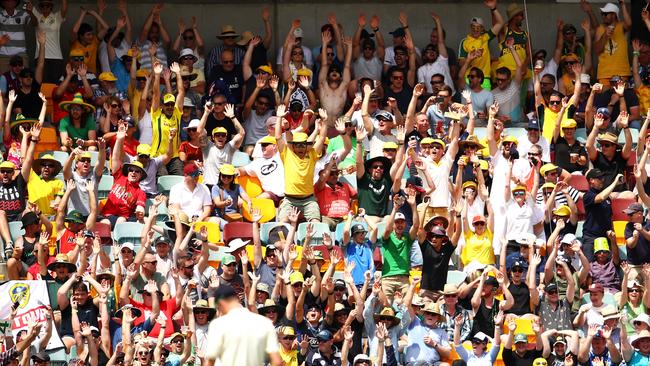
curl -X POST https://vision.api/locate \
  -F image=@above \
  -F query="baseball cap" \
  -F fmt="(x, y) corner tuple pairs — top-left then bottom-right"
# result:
(120, 242), (135, 252)
(586, 168), (604, 180)
(334, 279), (346, 289)
(527, 119), (541, 130)
(293, 27), (304, 38)
(99, 72), (117, 81)
(472, 215), (486, 224)
(163, 93), (176, 104)
(31, 351), (50, 362)
(395, 212), (406, 221)
(316, 329), (333, 341)
(183, 164), (201, 178)
(136, 144), (152, 156)
(596, 107), (611, 117)
(600, 3), (620, 17)
(623, 202), (644, 215)
(353, 354), (372, 365)
(471, 17), (484, 26)
(351, 224), (367, 236)
(545, 283), (558, 293)
(221, 254), (236, 265)
(406, 176), (425, 193)
(560, 233), (577, 245)
(389, 27), (406, 37)
(256, 282), (270, 294)
(154, 235), (173, 246)
(289, 272), (304, 285)
(514, 333), (528, 344)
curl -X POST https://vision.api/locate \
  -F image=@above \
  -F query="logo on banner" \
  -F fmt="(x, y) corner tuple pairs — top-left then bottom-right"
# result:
(9, 283), (30, 309)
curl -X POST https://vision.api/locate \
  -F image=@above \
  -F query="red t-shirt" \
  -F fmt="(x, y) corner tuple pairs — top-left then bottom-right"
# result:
(106, 135), (139, 157)
(100, 170), (146, 218)
(315, 182), (356, 218)
(130, 297), (178, 338)
(59, 228), (77, 254)
(179, 142), (203, 165)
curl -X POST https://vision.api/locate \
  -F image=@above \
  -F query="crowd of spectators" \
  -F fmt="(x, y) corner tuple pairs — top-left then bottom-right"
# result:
(3, 0), (650, 365)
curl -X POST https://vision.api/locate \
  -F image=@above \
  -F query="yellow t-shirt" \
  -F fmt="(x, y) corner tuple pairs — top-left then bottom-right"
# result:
(281, 147), (317, 196)
(127, 84), (144, 121)
(496, 28), (528, 74)
(459, 31), (495, 78)
(541, 106), (570, 142)
(150, 107), (182, 158)
(595, 22), (631, 80)
(70, 38), (100, 74)
(461, 228), (495, 266)
(278, 347), (297, 366)
(636, 85), (650, 114)
(28, 170), (64, 216)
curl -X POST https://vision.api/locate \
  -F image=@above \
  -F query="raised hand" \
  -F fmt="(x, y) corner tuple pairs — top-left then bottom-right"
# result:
(224, 104), (236, 119)
(298, 75), (310, 89)
(153, 62), (163, 75)
(269, 75), (280, 91)
(355, 126), (368, 141)
(370, 15), (380, 29)
(358, 14), (366, 28)
(321, 30), (332, 45)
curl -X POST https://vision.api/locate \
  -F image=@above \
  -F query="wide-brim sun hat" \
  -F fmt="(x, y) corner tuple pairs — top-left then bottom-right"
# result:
(33, 154), (63, 176)
(59, 93), (96, 114)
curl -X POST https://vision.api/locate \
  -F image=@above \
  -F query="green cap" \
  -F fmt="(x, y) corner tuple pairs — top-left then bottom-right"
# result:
(514, 333), (528, 343)
(221, 254), (237, 265)
(65, 210), (86, 224)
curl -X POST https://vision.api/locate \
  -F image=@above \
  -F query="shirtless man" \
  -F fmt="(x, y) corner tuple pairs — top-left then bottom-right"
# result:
(318, 29), (352, 128)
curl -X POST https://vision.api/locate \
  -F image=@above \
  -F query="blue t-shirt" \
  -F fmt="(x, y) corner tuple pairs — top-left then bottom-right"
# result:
(345, 240), (375, 285)
(110, 59), (130, 93)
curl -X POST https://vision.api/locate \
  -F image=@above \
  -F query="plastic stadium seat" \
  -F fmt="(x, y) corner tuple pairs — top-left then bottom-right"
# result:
(112, 222), (144, 245)
(97, 175), (114, 199)
(446, 270), (467, 286)
(473, 127), (487, 140)
(223, 222), (253, 245)
(340, 173), (357, 190)
(145, 198), (170, 222)
(33, 127), (59, 157)
(194, 221), (221, 244)
(260, 222), (290, 245)
(568, 174), (589, 192)
(575, 221), (584, 241)
(611, 197), (636, 221)
(575, 128), (587, 143)
(242, 198), (275, 223)
(236, 175), (264, 198)
(157, 175), (184, 196)
(296, 222), (331, 245)
(9, 221), (24, 241)
(613, 221), (628, 246)
(619, 128), (639, 146)
(232, 150), (251, 167)
(503, 127), (527, 141)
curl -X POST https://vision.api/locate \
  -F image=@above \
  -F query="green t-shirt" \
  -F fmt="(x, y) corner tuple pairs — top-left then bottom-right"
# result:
(357, 172), (392, 217)
(59, 114), (97, 141)
(381, 231), (412, 277)
(326, 135), (357, 169)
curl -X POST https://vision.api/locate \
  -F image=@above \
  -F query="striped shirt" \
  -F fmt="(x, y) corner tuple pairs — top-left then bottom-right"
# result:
(536, 186), (582, 207)
(0, 9), (29, 56)
(205, 45), (245, 78)
(138, 40), (168, 71)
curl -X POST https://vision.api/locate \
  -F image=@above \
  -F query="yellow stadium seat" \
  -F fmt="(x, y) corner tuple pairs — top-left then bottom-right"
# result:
(194, 221), (222, 244)
(613, 221), (627, 246)
(243, 198), (276, 223)
(236, 175), (263, 198)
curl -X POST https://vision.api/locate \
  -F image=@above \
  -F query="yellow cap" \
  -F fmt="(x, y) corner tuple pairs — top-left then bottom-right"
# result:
(136, 144), (152, 156)
(541, 182), (556, 190)
(77, 152), (92, 160)
(431, 139), (446, 150)
(0, 161), (16, 170)
(540, 163), (558, 176)
(296, 68), (312, 77)
(212, 127), (228, 135)
(561, 119), (577, 129)
(219, 164), (236, 176)
(462, 181), (478, 190)
(594, 237), (610, 253)
(289, 272), (304, 285)
(478, 159), (489, 170)
(552, 205), (572, 217)
(502, 135), (519, 145)
(278, 325), (295, 336)
(257, 65), (273, 75)
(98, 72), (117, 81)
(163, 93), (176, 104)
(258, 136), (277, 145)
(69, 48), (84, 57)
(292, 132), (309, 143)
(512, 185), (526, 192)
(136, 69), (150, 78)
(420, 137), (435, 146)
(383, 141), (398, 150)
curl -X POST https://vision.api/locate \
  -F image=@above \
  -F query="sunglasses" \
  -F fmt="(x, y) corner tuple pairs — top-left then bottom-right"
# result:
(629, 288), (642, 293)
(136, 77), (146, 82)
(430, 80), (444, 85)
(144, 260), (157, 264)
(0, 169), (14, 174)
(601, 143), (615, 148)
(109, 103), (120, 108)
(222, 60), (234, 64)
(444, 294), (457, 298)
(473, 221), (486, 226)
(186, 128), (197, 132)
(182, 76), (192, 81)
(71, 56), (84, 61)
(282, 336), (296, 341)
(379, 316), (394, 322)
(383, 148), (397, 152)
(512, 267), (525, 273)
(224, 262), (237, 267)
(293, 142), (308, 148)
(549, 100), (561, 106)
(513, 191), (526, 196)
(260, 143), (272, 147)
(371, 165), (384, 170)
(120, 249), (132, 254)
(194, 309), (209, 314)
(79, 158), (91, 163)
(546, 289), (558, 295)
(128, 168), (142, 174)
(214, 133), (227, 138)
(183, 36), (194, 41)
(213, 101), (226, 106)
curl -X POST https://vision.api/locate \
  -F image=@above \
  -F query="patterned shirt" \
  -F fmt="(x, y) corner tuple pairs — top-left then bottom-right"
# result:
(0, 8), (29, 56)
(440, 304), (473, 342)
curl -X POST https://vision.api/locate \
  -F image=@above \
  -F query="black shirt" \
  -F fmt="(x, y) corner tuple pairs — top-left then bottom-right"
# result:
(502, 348), (543, 366)
(206, 65), (244, 104)
(14, 81), (42, 119)
(624, 220), (650, 265)
(0, 174), (28, 221)
(60, 299), (99, 337)
(552, 136), (587, 174)
(591, 150), (627, 192)
(384, 85), (413, 115)
(420, 241), (454, 291)
(594, 88), (639, 122)
(471, 298), (499, 337)
(507, 281), (531, 316)
(582, 189), (612, 238)
(205, 114), (235, 138)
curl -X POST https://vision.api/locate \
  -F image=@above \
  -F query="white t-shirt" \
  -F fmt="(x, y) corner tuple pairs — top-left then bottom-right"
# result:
(417, 56), (454, 94)
(276, 45), (314, 67)
(504, 198), (544, 241)
(202, 138), (236, 185)
(353, 56), (383, 81)
(205, 307), (279, 365)
(425, 153), (453, 207)
(245, 153), (285, 197)
(168, 182), (212, 218)
(137, 110), (153, 145)
(518, 136), (551, 163)
(33, 9), (63, 59)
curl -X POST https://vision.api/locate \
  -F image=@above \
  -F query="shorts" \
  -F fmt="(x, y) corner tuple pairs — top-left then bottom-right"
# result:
(278, 195), (321, 221)
(103, 215), (137, 229)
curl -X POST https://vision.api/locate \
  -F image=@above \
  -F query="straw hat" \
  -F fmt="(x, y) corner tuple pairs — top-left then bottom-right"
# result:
(59, 93), (96, 114)
(372, 307), (400, 328)
(193, 299), (216, 319)
(217, 25), (240, 39)
(9, 113), (38, 131)
(459, 135), (486, 150)
(46, 253), (77, 272)
(33, 154), (63, 176)
(596, 132), (620, 147)
(121, 161), (147, 181)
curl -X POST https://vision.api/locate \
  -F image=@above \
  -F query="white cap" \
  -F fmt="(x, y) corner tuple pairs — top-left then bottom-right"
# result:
(632, 313), (650, 326)
(179, 48), (197, 60)
(580, 73), (591, 84)
(183, 119), (201, 130)
(120, 242), (135, 251)
(395, 212), (406, 221)
(560, 233), (576, 245)
(600, 3), (620, 17)
(293, 27), (304, 38)
(471, 17), (484, 26)
(464, 260), (487, 274)
(183, 97), (195, 108)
